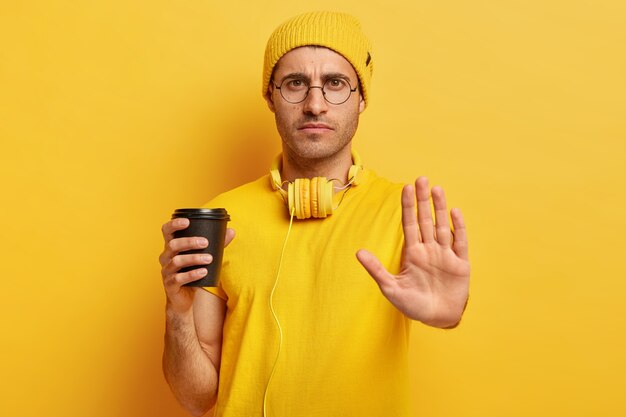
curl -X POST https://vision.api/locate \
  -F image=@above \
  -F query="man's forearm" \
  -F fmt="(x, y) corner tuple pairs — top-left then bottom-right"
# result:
(163, 308), (219, 417)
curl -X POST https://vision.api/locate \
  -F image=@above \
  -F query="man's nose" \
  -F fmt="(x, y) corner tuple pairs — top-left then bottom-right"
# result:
(302, 86), (328, 115)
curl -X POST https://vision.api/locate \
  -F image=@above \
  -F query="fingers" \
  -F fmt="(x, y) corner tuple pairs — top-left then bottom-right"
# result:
(163, 253), (213, 275)
(450, 208), (469, 261)
(356, 249), (394, 289)
(412, 177), (457, 248)
(401, 185), (420, 246)
(163, 266), (208, 290)
(159, 219), (235, 312)
(432, 186), (451, 247)
(161, 218), (190, 242)
(162, 251), (214, 289)
(415, 177), (435, 243)
(160, 224), (236, 286)
(159, 236), (208, 266)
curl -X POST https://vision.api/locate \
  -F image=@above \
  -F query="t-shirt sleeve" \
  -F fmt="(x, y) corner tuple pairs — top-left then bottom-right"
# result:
(202, 285), (228, 301)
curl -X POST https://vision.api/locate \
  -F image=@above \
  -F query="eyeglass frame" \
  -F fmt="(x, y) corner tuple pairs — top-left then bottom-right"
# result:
(272, 76), (359, 105)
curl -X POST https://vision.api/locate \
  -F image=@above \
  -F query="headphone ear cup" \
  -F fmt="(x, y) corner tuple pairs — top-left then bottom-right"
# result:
(310, 177), (319, 218)
(285, 176), (336, 219)
(287, 181), (296, 217)
(320, 178), (333, 218)
(290, 178), (310, 219)
(293, 179), (303, 219)
(300, 178), (311, 219)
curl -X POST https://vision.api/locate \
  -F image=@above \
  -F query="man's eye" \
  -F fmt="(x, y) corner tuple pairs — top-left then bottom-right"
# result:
(326, 78), (347, 90)
(286, 79), (306, 89)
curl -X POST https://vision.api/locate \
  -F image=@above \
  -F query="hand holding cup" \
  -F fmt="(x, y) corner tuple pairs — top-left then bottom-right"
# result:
(159, 209), (233, 314)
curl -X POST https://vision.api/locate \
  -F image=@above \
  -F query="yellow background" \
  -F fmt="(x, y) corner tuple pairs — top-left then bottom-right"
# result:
(1, 1), (625, 416)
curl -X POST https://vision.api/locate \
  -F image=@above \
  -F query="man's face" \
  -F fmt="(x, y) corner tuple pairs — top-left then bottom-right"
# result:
(265, 46), (365, 161)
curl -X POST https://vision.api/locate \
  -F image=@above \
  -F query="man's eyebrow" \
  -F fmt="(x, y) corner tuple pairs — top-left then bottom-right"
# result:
(278, 72), (355, 84)
(320, 72), (353, 83)
(279, 72), (309, 82)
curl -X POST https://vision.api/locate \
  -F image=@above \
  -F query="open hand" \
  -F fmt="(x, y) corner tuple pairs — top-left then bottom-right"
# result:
(356, 177), (470, 328)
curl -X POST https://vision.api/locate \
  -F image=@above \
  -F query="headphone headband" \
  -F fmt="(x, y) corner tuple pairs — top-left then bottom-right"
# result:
(269, 150), (363, 190)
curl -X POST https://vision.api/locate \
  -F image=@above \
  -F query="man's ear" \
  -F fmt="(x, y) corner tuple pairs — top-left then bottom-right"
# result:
(358, 95), (365, 113)
(264, 86), (276, 113)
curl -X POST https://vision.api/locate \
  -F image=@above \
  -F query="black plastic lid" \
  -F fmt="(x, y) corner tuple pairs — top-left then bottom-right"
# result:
(172, 208), (230, 221)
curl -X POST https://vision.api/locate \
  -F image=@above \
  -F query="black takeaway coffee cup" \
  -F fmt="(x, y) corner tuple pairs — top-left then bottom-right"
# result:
(171, 208), (231, 287)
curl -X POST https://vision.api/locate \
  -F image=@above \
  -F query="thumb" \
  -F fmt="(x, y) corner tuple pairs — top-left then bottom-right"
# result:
(224, 228), (236, 247)
(356, 249), (394, 289)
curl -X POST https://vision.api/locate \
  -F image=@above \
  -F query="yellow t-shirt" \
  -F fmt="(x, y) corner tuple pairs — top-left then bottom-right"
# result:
(204, 169), (411, 417)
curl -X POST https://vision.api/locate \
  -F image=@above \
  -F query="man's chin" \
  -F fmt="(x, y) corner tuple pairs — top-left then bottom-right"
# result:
(284, 141), (350, 161)
(295, 130), (330, 142)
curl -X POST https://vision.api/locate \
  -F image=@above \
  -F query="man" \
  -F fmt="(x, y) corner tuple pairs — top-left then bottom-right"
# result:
(160, 11), (470, 417)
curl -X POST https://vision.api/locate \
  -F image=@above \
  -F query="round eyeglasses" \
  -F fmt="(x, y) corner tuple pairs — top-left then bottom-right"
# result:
(273, 77), (358, 105)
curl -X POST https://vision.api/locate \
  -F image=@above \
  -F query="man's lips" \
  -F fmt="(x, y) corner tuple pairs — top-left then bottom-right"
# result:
(298, 123), (333, 131)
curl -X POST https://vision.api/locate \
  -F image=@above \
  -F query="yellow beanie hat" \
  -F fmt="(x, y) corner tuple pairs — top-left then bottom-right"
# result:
(262, 11), (373, 107)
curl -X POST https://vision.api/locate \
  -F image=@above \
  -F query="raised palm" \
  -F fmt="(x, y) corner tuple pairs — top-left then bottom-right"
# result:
(357, 177), (470, 328)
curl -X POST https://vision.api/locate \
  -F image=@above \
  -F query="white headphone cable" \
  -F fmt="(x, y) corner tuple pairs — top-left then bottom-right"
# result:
(262, 206), (295, 416)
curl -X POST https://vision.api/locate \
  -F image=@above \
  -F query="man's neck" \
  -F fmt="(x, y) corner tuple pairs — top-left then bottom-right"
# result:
(281, 146), (354, 184)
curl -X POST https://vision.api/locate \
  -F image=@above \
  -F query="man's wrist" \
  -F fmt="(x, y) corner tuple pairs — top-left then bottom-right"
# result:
(165, 303), (195, 331)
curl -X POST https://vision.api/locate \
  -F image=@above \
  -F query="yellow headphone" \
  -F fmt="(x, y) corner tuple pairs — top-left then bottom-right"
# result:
(269, 151), (363, 219)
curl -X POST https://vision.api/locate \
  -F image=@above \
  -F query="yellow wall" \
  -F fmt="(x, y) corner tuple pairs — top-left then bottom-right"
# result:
(1, 1), (624, 416)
